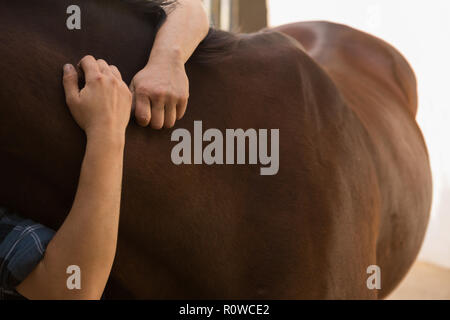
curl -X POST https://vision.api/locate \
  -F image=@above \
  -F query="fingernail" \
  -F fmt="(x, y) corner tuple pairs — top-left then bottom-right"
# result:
(63, 64), (73, 72)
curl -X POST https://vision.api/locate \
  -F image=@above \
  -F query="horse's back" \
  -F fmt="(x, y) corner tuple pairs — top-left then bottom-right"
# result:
(273, 21), (418, 116)
(113, 29), (384, 299)
(274, 21), (432, 298)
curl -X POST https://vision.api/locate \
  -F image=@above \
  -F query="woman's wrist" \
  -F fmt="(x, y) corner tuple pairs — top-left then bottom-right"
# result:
(148, 46), (185, 67)
(85, 127), (126, 150)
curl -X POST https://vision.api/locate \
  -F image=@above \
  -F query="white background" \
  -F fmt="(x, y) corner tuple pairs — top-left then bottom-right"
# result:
(268, 0), (450, 268)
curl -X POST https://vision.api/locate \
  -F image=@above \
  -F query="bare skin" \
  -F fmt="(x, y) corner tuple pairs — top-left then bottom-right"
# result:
(15, 56), (132, 300)
(130, 0), (209, 129)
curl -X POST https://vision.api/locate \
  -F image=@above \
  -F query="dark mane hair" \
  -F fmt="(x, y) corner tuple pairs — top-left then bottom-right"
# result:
(121, 0), (176, 29)
(192, 28), (239, 64)
(121, 0), (239, 63)
(122, 0), (176, 13)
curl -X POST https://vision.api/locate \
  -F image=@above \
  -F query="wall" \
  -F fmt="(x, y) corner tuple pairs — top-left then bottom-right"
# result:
(203, 0), (267, 32)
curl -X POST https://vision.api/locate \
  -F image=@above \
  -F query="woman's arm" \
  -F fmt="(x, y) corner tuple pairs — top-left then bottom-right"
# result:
(16, 56), (132, 300)
(130, 0), (209, 129)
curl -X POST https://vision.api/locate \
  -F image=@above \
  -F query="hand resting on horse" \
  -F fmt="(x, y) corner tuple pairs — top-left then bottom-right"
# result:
(14, 56), (131, 299)
(129, 0), (209, 129)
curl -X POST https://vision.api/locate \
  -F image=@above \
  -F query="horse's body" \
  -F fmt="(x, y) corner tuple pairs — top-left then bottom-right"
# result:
(0, 1), (431, 299)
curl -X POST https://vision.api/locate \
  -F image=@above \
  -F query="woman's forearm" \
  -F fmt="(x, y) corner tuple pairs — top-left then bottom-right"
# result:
(130, 0), (209, 129)
(149, 0), (209, 65)
(16, 131), (126, 300)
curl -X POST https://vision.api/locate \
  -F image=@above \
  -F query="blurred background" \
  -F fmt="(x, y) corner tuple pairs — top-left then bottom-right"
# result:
(202, 0), (450, 299)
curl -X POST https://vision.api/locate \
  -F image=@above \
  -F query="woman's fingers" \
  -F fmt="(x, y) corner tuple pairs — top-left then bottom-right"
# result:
(78, 55), (101, 81)
(150, 98), (165, 130)
(63, 57), (132, 134)
(164, 101), (177, 128)
(62, 64), (80, 104)
(96, 59), (112, 75)
(71, 57), (185, 130)
(109, 65), (122, 80)
(134, 92), (152, 127)
(176, 97), (188, 121)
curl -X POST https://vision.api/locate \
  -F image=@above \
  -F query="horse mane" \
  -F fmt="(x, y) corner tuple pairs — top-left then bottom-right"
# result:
(121, 0), (239, 64)
(122, 0), (176, 14)
(120, 0), (175, 28)
(192, 28), (240, 64)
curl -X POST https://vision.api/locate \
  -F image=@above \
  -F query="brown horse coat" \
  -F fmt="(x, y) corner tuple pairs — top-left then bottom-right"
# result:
(0, 1), (431, 299)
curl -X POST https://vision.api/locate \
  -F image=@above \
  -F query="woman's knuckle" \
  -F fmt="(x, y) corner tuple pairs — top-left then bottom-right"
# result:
(108, 76), (118, 84)
(93, 73), (104, 82)
(135, 85), (150, 97)
(81, 55), (95, 64)
(152, 89), (166, 100)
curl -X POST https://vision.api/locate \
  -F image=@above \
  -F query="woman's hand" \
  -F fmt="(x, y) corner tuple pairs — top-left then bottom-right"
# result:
(128, 0), (210, 130)
(129, 54), (189, 130)
(63, 55), (133, 138)
(16, 56), (132, 300)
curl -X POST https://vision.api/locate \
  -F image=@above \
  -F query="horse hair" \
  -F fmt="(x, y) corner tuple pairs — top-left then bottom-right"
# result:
(122, 0), (239, 63)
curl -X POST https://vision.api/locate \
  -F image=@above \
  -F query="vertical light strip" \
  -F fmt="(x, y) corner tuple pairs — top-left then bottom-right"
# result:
(220, 0), (232, 31)
(203, 0), (212, 24)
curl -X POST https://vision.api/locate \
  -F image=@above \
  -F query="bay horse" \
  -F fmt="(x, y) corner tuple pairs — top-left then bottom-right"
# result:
(0, 1), (432, 299)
